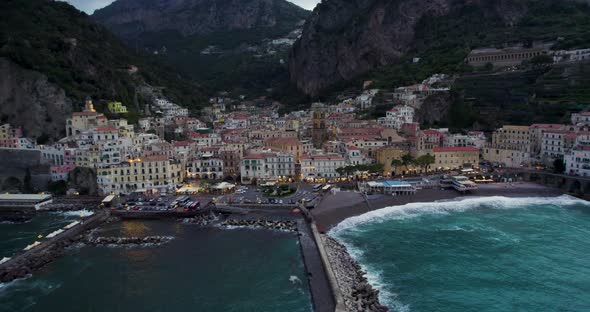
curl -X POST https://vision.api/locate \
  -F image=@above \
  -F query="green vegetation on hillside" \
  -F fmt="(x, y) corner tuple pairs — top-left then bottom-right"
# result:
(95, 0), (309, 97)
(358, 0), (590, 129)
(0, 0), (206, 116)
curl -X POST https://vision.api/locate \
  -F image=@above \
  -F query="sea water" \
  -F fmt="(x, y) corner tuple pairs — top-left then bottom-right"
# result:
(331, 195), (590, 312)
(0, 220), (312, 312)
(0, 211), (91, 259)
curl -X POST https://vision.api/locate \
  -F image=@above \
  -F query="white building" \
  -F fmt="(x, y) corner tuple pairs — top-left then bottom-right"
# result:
(542, 130), (575, 160)
(378, 105), (414, 129)
(345, 146), (370, 165)
(225, 116), (249, 129)
(187, 154), (224, 180)
(443, 132), (487, 148)
(240, 152), (295, 184)
(300, 154), (346, 181)
(571, 112), (590, 126)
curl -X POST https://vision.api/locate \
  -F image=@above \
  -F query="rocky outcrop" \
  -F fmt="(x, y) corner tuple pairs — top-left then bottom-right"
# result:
(93, 0), (309, 39)
(414, 92), (454, 125)
(68, 167), (99, 196)
(289, 0), (529, 95)
(324, 235), (388, 312)
(0, 58), (73, 141)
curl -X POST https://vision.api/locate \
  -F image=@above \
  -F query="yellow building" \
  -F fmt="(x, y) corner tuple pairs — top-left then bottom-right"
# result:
(108, 101), (128, 114)
(66, 98), (108, 136)
(483, 147), (530, 167)
(375, 147), (406, 175)
(433, 147), (480, 170)
(97, 155), (184, 195)
(491, 125), (530, 152)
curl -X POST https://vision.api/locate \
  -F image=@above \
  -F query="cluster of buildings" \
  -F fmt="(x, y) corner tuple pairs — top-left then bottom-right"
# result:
(4, 68), (590, 196)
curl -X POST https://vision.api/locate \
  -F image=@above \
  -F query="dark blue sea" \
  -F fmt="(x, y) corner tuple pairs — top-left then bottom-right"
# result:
(0, 220), (312, 312)
(331, 195), (590, 312)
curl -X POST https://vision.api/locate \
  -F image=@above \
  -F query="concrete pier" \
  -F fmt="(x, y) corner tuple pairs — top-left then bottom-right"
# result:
(297, 219), (338, 312)
(0, 209), (110, 283)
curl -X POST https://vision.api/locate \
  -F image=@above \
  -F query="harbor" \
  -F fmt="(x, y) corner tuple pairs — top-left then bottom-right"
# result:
(0, 192), (340, 312)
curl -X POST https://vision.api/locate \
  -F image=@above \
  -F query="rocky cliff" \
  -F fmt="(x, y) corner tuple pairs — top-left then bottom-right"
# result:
(93, 0), (310, 95)
(0, 58), (73, 141)
(93, 0), (309, 38)
(289, 0), (542, 95)
(0, 0), (205, 141)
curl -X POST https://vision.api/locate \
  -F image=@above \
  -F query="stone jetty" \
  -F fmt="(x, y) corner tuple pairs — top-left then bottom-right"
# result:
(41, 196), (101, 211)
(0, 209), (109, 283)
(323, 235), (389, 312)
(182, 213), (220, 225)
(86, 236), (174, 247)
(222, 218), (297, 232)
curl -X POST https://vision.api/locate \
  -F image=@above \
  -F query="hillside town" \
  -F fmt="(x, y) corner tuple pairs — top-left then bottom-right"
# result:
(1, 69), (589, 196)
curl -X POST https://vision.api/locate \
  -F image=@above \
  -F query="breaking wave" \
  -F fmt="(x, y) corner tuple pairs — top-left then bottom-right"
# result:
(53, 209), (95, 218)
(330, 195), (587, 235)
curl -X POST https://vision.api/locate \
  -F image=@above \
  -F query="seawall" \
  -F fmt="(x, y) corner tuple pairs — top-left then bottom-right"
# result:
(0, 209), (110, 283)
(112, 209), (210, 219)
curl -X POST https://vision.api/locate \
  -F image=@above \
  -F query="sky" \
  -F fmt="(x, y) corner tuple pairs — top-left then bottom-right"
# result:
(65, 0), (320, 14)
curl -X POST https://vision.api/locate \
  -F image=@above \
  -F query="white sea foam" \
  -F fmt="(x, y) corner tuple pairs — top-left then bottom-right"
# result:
(330, 195), (587, 235)
(289, 275), (301, 284)
(341, 241), (410, 311)
(54, 209), (95, 217)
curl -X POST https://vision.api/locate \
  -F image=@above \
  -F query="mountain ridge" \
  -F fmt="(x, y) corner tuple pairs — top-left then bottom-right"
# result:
(0, 0), (205, 141)
(289, 0), (590, 96)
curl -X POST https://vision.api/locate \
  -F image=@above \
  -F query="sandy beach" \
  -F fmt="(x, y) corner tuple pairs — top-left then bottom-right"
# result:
(312, 182), (565, 230)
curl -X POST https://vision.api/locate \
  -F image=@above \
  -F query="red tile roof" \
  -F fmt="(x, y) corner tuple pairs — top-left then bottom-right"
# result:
(433, 147), (479, 153)
(422, 129), (442, 135)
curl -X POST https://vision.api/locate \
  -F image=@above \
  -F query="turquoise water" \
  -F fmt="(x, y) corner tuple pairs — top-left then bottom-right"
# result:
(0, 211), (91, 259)
(0, 221), (312, 312)
(331, 196), (590, 312)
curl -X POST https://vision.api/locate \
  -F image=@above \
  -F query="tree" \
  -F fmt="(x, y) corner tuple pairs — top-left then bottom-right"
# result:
(401, 154), (415, 171)
(415, 154), (436, 174)
(553, 158), (566, 174)
(390, 159), (403, 176)
(23, 168), (33, 193)
(530, 54), (553, 65)
(48, 180), (67, 195)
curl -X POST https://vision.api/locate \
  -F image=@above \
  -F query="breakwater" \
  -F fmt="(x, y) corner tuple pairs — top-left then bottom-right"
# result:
(221, 218), (298, 232)
(112, 209), (209, 219)
(40, 196), (101, 211)
(0, 209), (109, 283)
(86, 236), (174, 247)
(182, 213), (220, 225)
(323, 235), (388, 312)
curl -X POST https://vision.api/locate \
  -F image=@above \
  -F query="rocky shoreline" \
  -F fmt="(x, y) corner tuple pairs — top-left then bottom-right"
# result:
(182, 213), (220, 225)
(86, 236), (174, 247)
(323, 235), (388, 312)
(221, 218), (297, 232)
